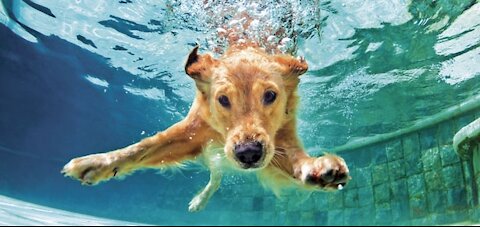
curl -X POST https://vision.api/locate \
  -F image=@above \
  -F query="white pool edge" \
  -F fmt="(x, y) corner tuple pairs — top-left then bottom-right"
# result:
(0, 195), (147, 226)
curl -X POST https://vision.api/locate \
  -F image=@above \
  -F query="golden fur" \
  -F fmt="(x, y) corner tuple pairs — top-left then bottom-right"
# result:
(62, 44), (350, 212)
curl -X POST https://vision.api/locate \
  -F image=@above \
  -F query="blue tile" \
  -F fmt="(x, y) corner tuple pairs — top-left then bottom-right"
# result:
(422, 147), (442, 171)
(419, 127), (438, 150)
(314, 211), (328, 225)
(403, 133), (420, 155)
(442, 165), (465, 189)
(447, 188), (468, 211)
(327, 210), (344, 226)
(374, 184), (391, 204)
(391, 201), (410, 222)
(373, 163), (389, 185)
(405, 152), (423, 176)
(375, 207), (393, 225)
(409, 196), (428, 218)
(358, 186), (374, 207)
(391, 180), (408, 201)
(355, 166), (372, 188)
(440, 145), (460, 166)
(425, 171), (444, 191)
(389, 159), (406, 180)
(427, 190), (446, 213)
(344, 188), (358, 208)
(386, 140), (403, 161)
(407, 174), (426, 199)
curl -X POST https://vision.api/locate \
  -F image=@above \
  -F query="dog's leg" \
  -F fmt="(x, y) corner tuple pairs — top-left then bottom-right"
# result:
(188, 169), (222, 212)
(271, 148), (350, 191)
(62, 116), (217, 186)
(188, 149), (223, 212)
(273, 124), (350, 190)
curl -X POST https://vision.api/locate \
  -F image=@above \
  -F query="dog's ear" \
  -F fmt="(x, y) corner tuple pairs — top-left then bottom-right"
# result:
(185, 46), (217, 83)
(273, 55), (308, 78)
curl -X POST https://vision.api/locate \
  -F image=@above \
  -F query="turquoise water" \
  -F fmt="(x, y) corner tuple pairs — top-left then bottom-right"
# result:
(0, 0), (480, 225)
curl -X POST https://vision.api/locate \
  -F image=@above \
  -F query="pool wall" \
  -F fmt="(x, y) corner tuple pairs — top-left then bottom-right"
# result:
(167, 102), (480, 226)
(307, 107), (480, 225)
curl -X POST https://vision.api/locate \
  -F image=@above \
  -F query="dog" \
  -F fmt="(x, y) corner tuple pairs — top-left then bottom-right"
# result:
(62, 43), (350, 212)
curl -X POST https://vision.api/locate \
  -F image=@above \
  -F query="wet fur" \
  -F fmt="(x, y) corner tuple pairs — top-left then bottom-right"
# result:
(62, 45), (350, 212)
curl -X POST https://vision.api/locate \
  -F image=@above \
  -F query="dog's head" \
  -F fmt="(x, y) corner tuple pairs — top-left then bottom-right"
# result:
(185, 46), (307, 170)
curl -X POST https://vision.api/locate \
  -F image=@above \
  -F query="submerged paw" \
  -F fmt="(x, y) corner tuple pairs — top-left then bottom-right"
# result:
(301, 154), (350, 190)
(188, 195), (208, 212)
(61, 154), (116, 186)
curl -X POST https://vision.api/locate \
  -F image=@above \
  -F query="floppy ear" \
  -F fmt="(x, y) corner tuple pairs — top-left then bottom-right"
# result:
(273, 55), (308, 78)
(185, 46), (217, 83)
(273, 55), (308, 116)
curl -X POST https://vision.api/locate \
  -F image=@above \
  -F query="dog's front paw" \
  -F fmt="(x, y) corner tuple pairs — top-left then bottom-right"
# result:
(61, 153), (117, 186)
(188, 194), (208, 212)
(297, 154), (350, 190)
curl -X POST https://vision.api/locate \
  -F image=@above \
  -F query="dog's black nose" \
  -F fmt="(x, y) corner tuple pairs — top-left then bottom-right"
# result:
(234, 141), (263, 166)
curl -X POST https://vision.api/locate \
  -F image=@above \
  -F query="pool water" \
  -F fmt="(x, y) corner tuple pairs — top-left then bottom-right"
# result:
(1, 0), (480, 225)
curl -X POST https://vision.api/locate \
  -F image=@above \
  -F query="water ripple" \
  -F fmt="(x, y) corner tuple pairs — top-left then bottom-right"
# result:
(1, 0), (479, 149)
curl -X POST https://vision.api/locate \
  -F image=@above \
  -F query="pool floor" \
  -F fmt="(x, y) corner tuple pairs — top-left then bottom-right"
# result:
(0, 195), (145, 226)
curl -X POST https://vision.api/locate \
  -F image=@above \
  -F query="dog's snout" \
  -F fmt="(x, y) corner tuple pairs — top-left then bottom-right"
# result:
(234, 141), (263, 167)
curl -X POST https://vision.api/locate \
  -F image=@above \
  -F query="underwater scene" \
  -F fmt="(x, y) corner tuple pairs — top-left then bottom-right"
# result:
(1, 0), (480, 225)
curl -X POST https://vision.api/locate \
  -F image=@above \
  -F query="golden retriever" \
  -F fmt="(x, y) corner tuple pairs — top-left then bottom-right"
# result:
(62, 43), (350, 212)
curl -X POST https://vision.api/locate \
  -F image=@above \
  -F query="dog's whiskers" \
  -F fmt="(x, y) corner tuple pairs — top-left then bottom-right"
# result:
(274, 145), (294, 151)
(274, 149), (287, 158)
(270, 156), (283, 168)
(270, 158), (280, 168)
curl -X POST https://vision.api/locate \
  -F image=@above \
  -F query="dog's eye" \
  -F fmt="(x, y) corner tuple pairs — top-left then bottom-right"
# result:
(263, 90), (277, 105)
(218, 95), (231, 108)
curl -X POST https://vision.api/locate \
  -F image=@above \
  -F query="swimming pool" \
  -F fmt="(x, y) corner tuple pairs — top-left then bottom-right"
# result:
(1, 0), (480, 225)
